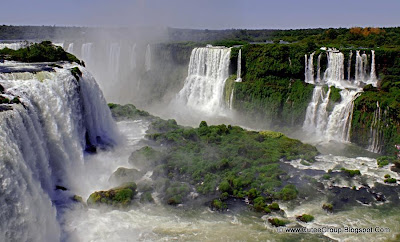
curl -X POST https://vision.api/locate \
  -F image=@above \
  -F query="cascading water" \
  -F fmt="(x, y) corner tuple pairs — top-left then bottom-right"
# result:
(323, 50), (345, 86)
(81, 43), (93, 66)
(369, 50), (377, 86)
(325, 90), (360, 142)
(347, 50), (353, 82)
(303, 86), (331, 136)
(304, 52), (315, 84)
(109, 43), (121, 79)
(368, 101), (384, 153)
(316, 53), (322, 83)
(130, 43), (137, 70)
(303, 48), (378, 144)
(145, 44), (151, 72)
(0, 63), (120, 241)
(0, 42), (27, 50)
(66, 43), (74, 53)
(236, 49), (242, 82)
(175, 46), (231, 115)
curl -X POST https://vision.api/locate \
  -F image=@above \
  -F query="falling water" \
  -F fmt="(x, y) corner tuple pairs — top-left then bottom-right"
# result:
(81, 43), (93, 65)
(362, 52), (369, 81)
(175, 46), (231, 114)
(347, 50), (353, 82)
(145, 44), (151, 72)
(325, 90), (360, 142)
(367, 101), (383, 153)
(0, 42), (27, 50)
(109, 43), (121, 78)
(0, 64), (120, 241)
(236, 49), (242, 82)
(369, 50), (377, 85)
(316, 53), (322, 83)
(130, 43), (137, 70)
(303, 86), (331, 136)
(67, 43), (74, 53)
(304, 52), (315, 84)
(323, 50), (344, 86)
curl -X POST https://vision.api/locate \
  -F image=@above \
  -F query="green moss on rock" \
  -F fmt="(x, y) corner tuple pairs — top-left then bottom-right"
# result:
(296, 214), (314, 223)
(87, 182), (137, 208)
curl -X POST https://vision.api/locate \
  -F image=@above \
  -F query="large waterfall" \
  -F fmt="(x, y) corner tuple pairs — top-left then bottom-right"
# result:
(303, 48), (378, 143)
(175, 46), (231, 114)
(0, 64), (120, 241)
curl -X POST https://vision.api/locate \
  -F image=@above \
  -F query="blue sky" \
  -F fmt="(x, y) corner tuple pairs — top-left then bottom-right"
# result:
(2, 0), (399, 29)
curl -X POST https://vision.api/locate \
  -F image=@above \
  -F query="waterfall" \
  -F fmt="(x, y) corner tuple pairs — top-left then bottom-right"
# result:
(362, 52), (369, 81)
(176, 46), (231, 114)
(130, 43), (137, 70)
(0, 42), (28, 50)
(81, 43), (93, 65)
(229, 89), (234, 110)
(325, 90), (360, 142)
(67, 43), (74, 53)
(323, 50), (344, 86)
(303, 86), (331, 136)
(316, 53), (322, 83)
(145, 44), (151, 72)
(355, 50), (364, 86)
(304, 52), (315, 84)
(236, 49), (242, 82)
(109, 43), (121, 78)
(347, 50), (353, 82)
(369, 50), (377, 86)
(367, 101), (383, 153)
(0, 64), (119, 241)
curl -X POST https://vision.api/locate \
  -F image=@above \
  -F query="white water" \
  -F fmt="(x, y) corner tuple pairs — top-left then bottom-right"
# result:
(66, 43), (74, 53)
(236, 49), (242, 82)
(145, 44), (151, 72)
(316, 53), (322, 83)
(0, 42), (27, 50)
(130, 43), (137, 70)
(324, 50), (345, 87)
(304, 52), (315, 84)
(81, 43), (93, 67)
(303, 48), (380, 144)
(0, 63), (120, 241)
(108, 43), (121, 80)
(368, 101), (384, 153)
(303, 86), (331, 136)
(325, 90), (360, 142)
(175, 46), (231, 115)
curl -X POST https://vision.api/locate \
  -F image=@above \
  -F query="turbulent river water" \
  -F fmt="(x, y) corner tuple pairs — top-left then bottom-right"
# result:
(59, 120), (400, 242)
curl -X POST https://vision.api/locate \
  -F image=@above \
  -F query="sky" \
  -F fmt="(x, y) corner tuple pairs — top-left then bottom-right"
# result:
(1, 0), (400, 29)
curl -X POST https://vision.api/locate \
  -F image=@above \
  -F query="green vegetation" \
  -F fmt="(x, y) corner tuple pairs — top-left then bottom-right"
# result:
(322, 203), (333, 212)
(268, 202), (280, 211)
(211, 199), (227, 211)
(145, 119), (317, 209)
(378, 156), (396, 167)
(296, 214), (314, 223)
(232, 43), (315, 127)
(340, 168), (361, 177)
(0, 41), (81, 64)
(108, 103), (151, 121)
(384, 178), (397, 183)
(87, 182), (137, 207)
(0, 95), (21, 105)
(140, 192), (154, 203)
(268, 218), (289, 227)
(110, 105), (318, 210)
(70, 67), (82, 81)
